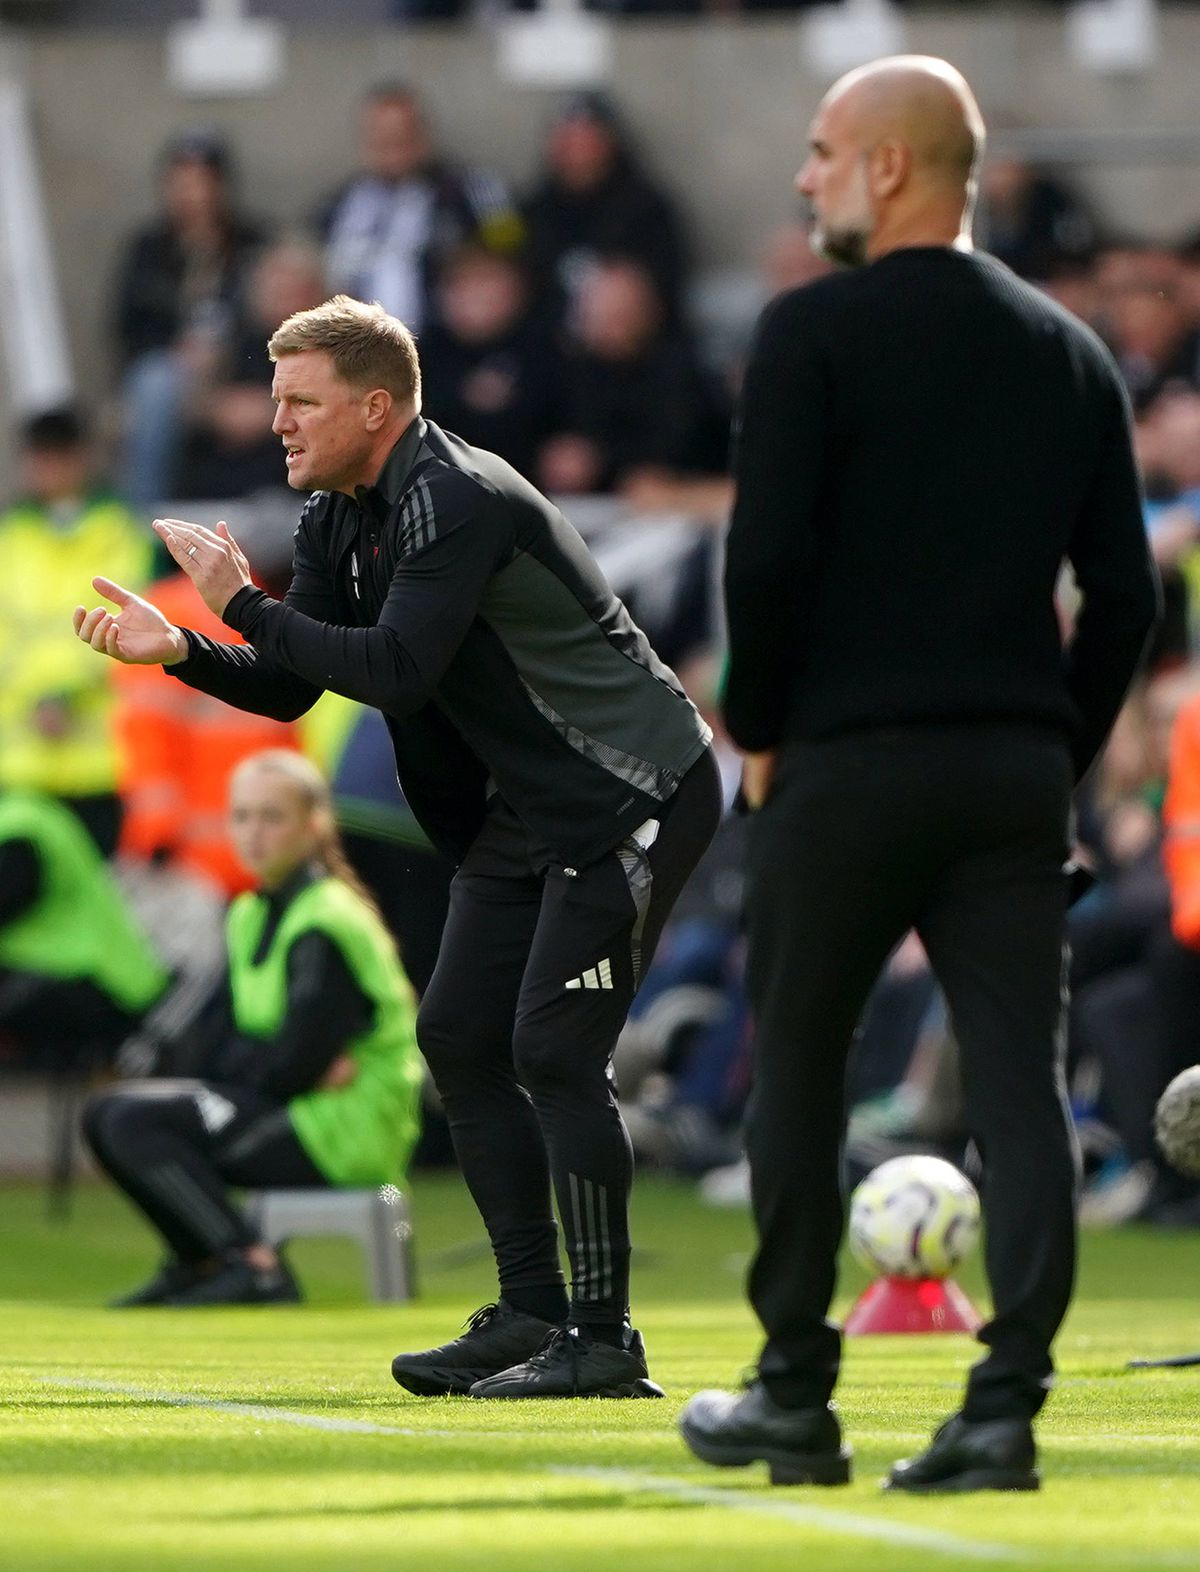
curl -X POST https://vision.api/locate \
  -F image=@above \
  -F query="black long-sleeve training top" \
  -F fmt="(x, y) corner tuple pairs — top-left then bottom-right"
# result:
(170, 418), (710, 866)
(723, 247), (1160, 778)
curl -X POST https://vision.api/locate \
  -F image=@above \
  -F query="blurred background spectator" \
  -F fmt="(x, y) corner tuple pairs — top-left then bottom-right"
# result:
(0, 407), (152, 857)
(521, 91), (689, 331)
(316, 81), (523, 335)
(173, 239), (328, 501)
(1096, 244), (1200, 412)
(976, 151), (1100, 282)
(419, 243), (564, 478)
(82, 749), (423, 1308)
(114, 129), (267, 510)
(540, 256), (729, 496)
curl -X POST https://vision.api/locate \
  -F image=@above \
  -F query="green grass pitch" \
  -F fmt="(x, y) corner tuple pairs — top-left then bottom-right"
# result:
(4, 1173), (1200, 1571)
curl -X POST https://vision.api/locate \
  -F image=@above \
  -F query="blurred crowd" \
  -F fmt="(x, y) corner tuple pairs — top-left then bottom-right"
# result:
(5, 81), (1200, 1222)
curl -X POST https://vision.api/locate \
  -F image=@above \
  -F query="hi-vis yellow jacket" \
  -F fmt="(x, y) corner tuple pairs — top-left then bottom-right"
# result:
(0, 494), (152, 797)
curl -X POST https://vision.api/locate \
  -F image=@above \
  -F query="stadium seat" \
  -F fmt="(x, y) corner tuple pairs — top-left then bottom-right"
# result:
(245, 1187), (415, 1303)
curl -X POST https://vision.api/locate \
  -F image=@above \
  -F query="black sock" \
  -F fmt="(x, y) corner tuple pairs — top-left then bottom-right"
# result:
(572, 1319), (627, 1348)
(504, 1284), (569, 1325)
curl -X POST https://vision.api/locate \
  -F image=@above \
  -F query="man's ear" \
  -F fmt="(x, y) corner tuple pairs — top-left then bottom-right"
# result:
(362, 388), (394, 432)
(870, 139), (911, 200)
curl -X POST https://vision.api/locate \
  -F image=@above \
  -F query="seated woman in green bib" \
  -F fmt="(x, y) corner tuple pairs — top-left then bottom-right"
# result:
(84, 749), (422, 1307)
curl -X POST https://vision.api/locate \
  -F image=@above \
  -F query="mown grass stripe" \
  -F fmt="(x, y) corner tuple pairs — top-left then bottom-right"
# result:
(554, 1466), (1027, 1561)
(39, 1377), (1024, 1562)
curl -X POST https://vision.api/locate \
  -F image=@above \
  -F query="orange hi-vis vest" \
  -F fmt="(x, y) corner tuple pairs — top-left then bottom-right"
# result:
(112, 573), (300, 897)
(1164, 692), (1200, 949)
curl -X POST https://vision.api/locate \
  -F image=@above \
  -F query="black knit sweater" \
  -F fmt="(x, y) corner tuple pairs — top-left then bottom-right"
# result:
(723, 247), (1159, 778)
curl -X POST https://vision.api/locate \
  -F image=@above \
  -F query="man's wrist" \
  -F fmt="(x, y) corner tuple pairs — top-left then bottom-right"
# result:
(221, 584), (267, 633)
(162, 626), (189, 667)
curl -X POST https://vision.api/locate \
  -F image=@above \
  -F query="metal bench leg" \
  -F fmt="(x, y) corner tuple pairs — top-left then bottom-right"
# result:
(47, 1059), (87, 1222)
(368, 1191), (413, 1302)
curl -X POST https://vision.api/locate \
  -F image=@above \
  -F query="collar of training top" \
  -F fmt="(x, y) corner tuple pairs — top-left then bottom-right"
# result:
(355, 416), (428, 514)
(260, 859), (322, 911)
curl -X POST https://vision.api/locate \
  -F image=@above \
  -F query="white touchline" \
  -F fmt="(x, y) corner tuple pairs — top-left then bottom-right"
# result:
(552, 1467), (1027, 1563)
(39, 1377), (1025, 1560)
(41, 1376), (452, 1437)
(31, 1375), (674, 1445)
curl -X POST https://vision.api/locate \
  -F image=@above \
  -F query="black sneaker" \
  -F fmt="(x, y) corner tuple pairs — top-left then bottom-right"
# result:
(162, 1253), (301, 1307)
(885, 1413), (1039, 1494)
(469, 1325), (665, 1399)
(390, 1302), (558, 1397)
(679, 1383), (851, 1485)
(110, 1257), (215, 1309)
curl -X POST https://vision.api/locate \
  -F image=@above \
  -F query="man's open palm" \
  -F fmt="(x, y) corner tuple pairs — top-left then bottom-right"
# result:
(73, 578), (186, 666)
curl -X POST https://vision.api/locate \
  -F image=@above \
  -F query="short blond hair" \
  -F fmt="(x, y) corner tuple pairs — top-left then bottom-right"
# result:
(268, 295), (421, 408)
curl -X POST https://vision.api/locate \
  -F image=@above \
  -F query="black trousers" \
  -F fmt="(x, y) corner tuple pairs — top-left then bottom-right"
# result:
(417, 749), (722, 1325)
(0, 970), (142, 1064)
(83, 1080), (326, 1262)
(745, 725), (1077, 1422)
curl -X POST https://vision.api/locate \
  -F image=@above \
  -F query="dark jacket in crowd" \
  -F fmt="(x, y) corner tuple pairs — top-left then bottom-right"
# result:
(523, 165), (688, 323)
(174, 425), (285, 502)
(558, 337), (731, 488)
(418, 314), (566, 480)
(979, 175), (1100, 281)
(114, 218), (266, 365)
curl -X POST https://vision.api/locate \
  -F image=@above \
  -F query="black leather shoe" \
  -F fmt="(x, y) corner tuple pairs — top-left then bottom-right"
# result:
(469, 1325), (664, 1399)
(391, 1302), (557, 1396)
(885, 1413), (1039, 1494)
(679, 1383), (852, 1486)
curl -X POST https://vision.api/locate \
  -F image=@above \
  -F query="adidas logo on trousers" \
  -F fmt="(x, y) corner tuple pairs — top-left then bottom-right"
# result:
(565, 958), (614, 991)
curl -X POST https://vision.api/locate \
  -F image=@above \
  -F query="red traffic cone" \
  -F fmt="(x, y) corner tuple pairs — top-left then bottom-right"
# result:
(843, 1274), (982, 1335)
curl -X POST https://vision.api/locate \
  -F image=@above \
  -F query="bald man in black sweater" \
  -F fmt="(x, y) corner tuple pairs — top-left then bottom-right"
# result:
(680, 57), (1158, 1493)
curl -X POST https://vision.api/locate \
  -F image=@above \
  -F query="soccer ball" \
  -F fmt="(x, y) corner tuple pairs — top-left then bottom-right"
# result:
(848, 1155), (981, 1280)
(1155, 1066), (1200, 1178)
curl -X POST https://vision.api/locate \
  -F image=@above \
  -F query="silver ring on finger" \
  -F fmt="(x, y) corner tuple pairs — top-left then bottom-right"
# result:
(187, 545), (198, 559)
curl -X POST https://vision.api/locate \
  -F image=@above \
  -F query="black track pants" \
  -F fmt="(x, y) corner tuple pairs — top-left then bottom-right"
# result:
(83, 1080), (326, 1261)
(417, 749), (722, 1325)
(744, 725), (1077, 1422)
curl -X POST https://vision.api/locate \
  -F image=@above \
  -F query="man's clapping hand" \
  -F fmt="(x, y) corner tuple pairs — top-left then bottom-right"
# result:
(73, 579), (188, 666)
(153, 517), (253, 617)
(74, 516), (253, 665)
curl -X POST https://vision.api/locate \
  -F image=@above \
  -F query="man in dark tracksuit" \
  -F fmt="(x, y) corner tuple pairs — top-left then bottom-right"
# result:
(75, 295), (720, 1399)
(679, 59), (1159, 1489)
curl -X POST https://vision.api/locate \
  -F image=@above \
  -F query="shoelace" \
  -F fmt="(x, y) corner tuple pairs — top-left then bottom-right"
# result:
(462, 1303), (502, 1334)
(526, 1328), (584, 1388)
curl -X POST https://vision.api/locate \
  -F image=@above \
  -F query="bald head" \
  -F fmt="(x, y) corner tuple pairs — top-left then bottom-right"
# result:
(796, 55), (985, 267)
(828, 56), (985, 189)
